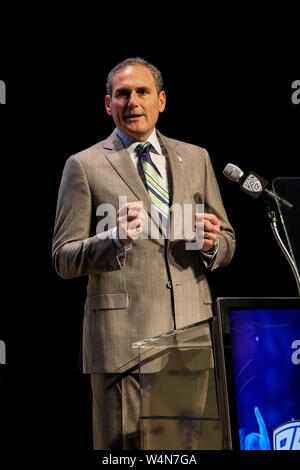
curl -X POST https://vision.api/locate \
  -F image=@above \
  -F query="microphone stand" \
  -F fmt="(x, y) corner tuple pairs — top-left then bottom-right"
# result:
(266, 204), (300, 296)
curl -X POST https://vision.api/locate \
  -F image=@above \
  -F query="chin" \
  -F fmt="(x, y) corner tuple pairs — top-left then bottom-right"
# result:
(126, 128), (148, 139)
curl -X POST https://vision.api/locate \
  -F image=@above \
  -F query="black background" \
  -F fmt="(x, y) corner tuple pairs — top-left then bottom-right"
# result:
(0, 36), (299, 463)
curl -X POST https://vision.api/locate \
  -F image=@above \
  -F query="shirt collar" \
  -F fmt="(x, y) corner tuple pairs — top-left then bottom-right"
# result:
(116, 128), (162, 155)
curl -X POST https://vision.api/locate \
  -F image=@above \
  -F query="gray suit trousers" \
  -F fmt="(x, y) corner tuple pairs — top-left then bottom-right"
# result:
(91, 373), (141, 450)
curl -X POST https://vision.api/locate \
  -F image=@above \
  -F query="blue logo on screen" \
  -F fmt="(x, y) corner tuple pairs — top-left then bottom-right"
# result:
(239, 407), (271, 450)
(273, 421), (300, 450)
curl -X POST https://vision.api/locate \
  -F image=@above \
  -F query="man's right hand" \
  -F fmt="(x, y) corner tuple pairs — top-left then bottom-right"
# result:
(117, 201), (145, 248)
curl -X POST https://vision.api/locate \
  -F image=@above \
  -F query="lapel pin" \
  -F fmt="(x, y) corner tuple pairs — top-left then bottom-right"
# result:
(176, 152), (183, 162)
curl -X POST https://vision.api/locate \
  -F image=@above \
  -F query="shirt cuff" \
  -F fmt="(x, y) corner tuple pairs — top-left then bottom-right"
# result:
(111, 226), (132, 253)
(200, 238), (219, 259)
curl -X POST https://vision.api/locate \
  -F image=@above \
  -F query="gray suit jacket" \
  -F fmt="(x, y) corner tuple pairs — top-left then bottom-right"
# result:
(52, 129), (235, 373)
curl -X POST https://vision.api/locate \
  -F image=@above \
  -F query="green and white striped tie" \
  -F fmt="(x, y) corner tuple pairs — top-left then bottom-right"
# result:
(137, 142), (170, 234)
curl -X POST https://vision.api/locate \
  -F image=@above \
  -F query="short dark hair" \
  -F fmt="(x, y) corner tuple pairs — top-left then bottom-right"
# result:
(106, 57), (164, 97)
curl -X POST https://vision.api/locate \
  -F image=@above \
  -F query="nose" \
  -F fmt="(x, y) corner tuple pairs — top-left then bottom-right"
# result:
(127, 91), (139, 109)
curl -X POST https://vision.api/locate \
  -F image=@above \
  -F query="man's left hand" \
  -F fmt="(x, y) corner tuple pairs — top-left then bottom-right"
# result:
(194, 213), (221, 252)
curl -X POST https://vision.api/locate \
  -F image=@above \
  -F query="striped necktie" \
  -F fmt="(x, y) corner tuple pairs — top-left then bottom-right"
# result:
(137, 142), (170, 234)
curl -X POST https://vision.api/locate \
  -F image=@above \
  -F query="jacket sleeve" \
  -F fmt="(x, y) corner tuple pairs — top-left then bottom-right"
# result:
(52, 155), (125, 279)
(201, 149), (236, 271)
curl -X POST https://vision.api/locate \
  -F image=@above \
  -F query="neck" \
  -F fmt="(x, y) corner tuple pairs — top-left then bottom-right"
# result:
(116, 127), (156, 145)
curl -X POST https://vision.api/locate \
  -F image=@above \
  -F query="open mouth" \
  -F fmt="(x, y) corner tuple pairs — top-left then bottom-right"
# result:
(126, 114), (144, 120)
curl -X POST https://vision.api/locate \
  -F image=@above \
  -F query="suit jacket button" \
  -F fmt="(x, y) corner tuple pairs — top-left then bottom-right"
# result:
(166, 281), (172, 289)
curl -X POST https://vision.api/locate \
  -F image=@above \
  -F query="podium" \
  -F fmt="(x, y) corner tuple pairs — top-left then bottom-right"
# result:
(132, 318), (231, 450)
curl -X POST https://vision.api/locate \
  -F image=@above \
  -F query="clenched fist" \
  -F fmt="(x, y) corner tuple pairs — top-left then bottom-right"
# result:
(194, 213), (221, 252)
(117, 201), (145, 248)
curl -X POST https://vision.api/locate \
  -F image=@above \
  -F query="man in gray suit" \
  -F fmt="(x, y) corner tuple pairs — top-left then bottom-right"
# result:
(52, 57), (235, 450)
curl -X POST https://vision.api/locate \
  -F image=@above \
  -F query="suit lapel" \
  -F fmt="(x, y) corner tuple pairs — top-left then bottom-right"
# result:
(157, 131), (185, 206)
(157, 132), (186, 239)
(103, 130), (152, 209)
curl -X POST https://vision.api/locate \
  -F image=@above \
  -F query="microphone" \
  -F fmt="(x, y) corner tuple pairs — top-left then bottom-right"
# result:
(223, 163), (293, 210)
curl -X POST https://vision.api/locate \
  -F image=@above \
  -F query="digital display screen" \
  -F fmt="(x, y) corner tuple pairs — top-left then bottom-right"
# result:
(228, 308), (300, 450)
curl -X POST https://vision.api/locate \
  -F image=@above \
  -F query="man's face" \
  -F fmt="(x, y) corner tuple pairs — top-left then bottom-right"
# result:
(105, 65), (166, 141)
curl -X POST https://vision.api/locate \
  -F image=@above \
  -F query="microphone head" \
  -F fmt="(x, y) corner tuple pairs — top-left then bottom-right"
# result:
(223, 163), (244, 182)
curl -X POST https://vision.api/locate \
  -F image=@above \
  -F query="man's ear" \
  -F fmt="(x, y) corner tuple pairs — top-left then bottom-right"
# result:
(159, 91), (166, 113)
(105, 95), (112, 116)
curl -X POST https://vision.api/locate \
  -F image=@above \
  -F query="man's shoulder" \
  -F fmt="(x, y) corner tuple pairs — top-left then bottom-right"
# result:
(65, 131), (118, 165)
